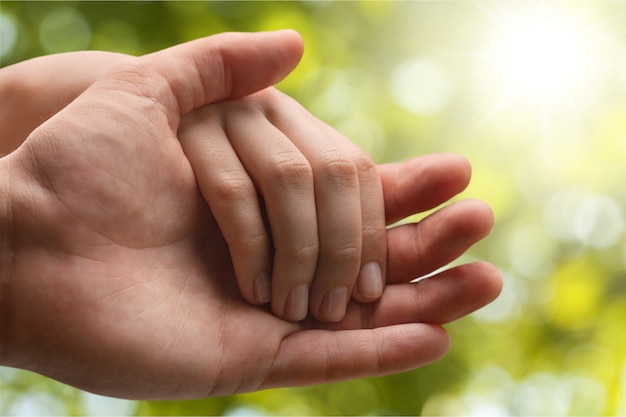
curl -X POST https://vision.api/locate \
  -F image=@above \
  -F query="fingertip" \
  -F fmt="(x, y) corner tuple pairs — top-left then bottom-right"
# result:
(450, 198), (496, 240)
(315, 286), (350, 323)
(351, 292), (382, 304)
(438, 261), (503, 318)
(274, 29), (304, 55)
(439, 152), (472, 192)
(430, 324), (452, 362)
(468, 261), (503, 305)
(281, 284), (310, 322)
(437, 152), (471, 175)
(416, 152), (472, 184)
(253, 272), (272, 304)
(355, 262), (384, 301)
(388, 324), (451, 369)
(256, 29), (304, 75)
(416, 198), (495, 255)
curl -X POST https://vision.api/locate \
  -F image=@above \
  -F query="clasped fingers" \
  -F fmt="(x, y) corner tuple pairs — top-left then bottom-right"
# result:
(179, 89), (387, 323)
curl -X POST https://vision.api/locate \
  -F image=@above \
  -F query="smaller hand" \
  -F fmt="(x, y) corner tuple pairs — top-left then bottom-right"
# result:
(179, 89), (387, 322)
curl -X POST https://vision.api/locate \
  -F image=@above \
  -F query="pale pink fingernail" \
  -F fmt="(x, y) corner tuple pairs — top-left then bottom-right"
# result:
(253, 272), (271, 303)
(321, 286), (348, 322)
(284, 284), (309, 321)
(357, 262), (383, 299)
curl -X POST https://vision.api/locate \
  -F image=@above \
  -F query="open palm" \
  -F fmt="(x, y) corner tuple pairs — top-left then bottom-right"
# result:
(0, 31), (500, 399)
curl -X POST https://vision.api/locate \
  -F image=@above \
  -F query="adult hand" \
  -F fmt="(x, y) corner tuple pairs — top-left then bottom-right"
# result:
(1, 49), (387, 323)
(2, 47), (387, 324)
(0, 51), (132, 154)
(0, 30), (501, 399)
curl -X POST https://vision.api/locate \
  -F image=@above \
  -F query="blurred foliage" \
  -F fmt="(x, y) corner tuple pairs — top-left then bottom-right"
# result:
(3, 0), (626, 415)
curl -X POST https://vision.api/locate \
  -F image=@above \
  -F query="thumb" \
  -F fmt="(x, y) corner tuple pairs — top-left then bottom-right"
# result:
(95, 30), (304, 128)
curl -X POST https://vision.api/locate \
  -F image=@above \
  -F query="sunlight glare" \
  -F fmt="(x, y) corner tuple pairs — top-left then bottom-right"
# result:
(482, 7), (602, 106)
(505, 17), (587, 94)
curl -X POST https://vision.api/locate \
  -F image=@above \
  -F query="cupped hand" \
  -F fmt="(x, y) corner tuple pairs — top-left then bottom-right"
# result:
(2, 43), (386, 325)
(0, 30), (501, 399)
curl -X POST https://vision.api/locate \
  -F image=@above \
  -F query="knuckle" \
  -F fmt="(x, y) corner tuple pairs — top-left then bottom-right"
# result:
(360, 224), (387, 259)
(361, 222), (387, 241)
(327, 244), (361, 264)
(318, 151), (358, 182)
(268, 152), (313, 186)
(351, 151), (378, 179)
(213, 172), (254, 203)
(249, 88), (296, 121)
(237, 230), (270, 253)
(287, 240), (319, 264)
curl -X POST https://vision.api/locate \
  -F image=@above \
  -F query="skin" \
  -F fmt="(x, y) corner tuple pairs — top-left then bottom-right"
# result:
(0, 50), (133, 155)
(179, 88), (388, 322)
(1, 47), (386, 324)
(0, 30), (501, 400)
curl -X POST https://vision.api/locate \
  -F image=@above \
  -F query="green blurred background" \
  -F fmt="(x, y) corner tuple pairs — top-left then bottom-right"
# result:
(2, 1), (626, 415)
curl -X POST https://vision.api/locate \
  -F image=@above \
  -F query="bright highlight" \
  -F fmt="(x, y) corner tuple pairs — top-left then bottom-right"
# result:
(503, 18), (587, 92)
(480, 6), (604, 106)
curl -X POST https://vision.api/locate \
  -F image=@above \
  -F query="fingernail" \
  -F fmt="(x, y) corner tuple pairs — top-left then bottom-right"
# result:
(321, 287), (348, 322)
(284, 284), (309, 321)
(253, 272), (271, 303)
(357, 262), (383, 299)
